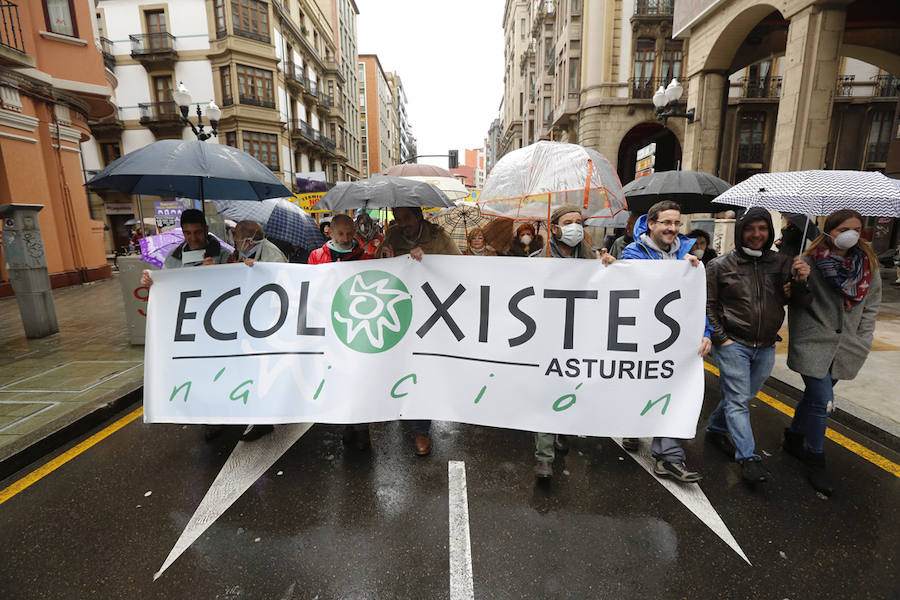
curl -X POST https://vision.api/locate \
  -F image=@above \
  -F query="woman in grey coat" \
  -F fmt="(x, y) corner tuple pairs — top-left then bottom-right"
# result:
(785, 209), (882, 496)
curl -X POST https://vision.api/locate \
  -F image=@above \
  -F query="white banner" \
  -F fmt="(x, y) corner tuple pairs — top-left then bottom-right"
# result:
(144, 257), (707, 437)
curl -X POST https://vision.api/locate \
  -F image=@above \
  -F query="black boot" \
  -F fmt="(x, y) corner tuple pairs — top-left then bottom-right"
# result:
(782, 428), (807, 461)
(806, 452), (834, 496)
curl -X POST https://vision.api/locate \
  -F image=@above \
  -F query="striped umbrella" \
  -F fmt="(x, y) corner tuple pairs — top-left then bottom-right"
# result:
(431, 203), (494, 254)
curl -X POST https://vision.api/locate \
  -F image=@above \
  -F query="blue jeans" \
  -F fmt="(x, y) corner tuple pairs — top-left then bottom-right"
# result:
(790, 370), (836, 454)
(707, 341), (775, 461)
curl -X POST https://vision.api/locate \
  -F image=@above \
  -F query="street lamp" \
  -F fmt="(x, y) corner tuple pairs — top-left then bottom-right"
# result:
(653, 78), (695, 125)
(172, 81), (221, 141)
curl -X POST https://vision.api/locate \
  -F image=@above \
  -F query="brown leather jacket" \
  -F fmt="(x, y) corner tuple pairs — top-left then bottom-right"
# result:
(706, 208), (811, 348)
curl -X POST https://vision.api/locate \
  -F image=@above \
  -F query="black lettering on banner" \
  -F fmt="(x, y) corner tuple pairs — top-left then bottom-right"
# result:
(543, 289), (599, 350)
(661, 360), (675, 378)
(203, 287), (241, 341)
(653, 290), (682, 353)
(608, 289), (640, 352)
(545, 358), (563, 376)
(644, 360), (660, 379)
(174, 290), (202, 342)
(598, 359), (616, 379)
(479, 285), (490, 343)
(508, 286), (537, 347)
(297, 281), (325, 336)
(243, 284), (289, 338)
(564, 358), (581, 377)
(618, 360), (636, 379)
(416, 283), (466, 341)
(582, 358), (597, 377)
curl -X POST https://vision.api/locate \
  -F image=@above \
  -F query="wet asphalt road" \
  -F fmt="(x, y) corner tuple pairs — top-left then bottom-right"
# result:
(0, 370), (898, 600)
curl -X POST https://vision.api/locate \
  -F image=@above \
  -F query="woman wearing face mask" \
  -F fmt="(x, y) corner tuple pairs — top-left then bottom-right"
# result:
(785, 209), (881, 496)
(466, 227), (498, 256)
(687, 229), (718, 265)
(507, 222), (543, 257)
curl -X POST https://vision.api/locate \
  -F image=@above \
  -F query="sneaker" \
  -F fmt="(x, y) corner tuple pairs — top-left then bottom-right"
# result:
(654, 460), (703, 483)
(622, 438), (640, 452)
(534, 460), (553, 479)
(241, 424), (274, 442)
(705, 430), (737, 460)
(739, 458), (768, 483)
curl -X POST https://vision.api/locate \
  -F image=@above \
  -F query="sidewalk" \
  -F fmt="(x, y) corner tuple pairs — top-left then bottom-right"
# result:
(1, 269), (897, 477)
(0, 274), (144, 476)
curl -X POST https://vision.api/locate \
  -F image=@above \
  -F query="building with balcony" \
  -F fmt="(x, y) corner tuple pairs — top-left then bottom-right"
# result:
(0, 0), (116, 295)
(358, 54), (399, 176)
(387, 71), (415, 164)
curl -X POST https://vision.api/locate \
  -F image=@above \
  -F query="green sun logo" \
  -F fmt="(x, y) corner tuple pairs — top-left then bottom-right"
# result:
(331, 270), (413, 353)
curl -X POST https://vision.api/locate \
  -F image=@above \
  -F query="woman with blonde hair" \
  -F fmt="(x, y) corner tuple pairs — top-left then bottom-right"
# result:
(466, 227), (498, 256)
(784, 209), (881, 496)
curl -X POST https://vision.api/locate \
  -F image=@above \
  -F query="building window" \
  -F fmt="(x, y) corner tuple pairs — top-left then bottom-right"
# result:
(243, 131), (279, 169)
(100, 142), (121, 166)
(232, 0), (270, 43)
(213, 0), (227, 37)
(571, 0), (581, 11)
(661, 40), (683, 82)
(236, 64), (275, 107)
(44, 0), (78, 37)
(220, 67), (233, 106)
(737, 112), (766, 164)
(521, 18), (526, 39)
(568, 58), (580, 90)
(225, 131), (237, 148)
(866, 109), (893, 164)
(631, 39), (656, 98)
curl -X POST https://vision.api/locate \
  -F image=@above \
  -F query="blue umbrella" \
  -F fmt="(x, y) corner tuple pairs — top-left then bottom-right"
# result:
(212, 198), (325, 250)
(85, 140), (292, 201)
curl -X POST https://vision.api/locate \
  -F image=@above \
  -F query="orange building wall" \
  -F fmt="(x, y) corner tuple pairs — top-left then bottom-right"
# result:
(360, 55), (383, 177)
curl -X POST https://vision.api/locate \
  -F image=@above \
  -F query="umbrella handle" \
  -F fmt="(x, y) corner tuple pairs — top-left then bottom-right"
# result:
(800, 215), (810, 254)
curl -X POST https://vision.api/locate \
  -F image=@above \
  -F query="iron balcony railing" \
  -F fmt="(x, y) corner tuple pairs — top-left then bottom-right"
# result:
(290, 119), (319, 143)
(318, 90), (333, 108)
(872, 75), (900, 97)
(319, 134), (336, 153)
(130, 32), (176, 55)
(635, 0), (674, 17)
(0, 1), (26, 54)
(138, 101), (180, 123)
(737, 143), (765, 164)
(629, 76), (667, 99)
(239, 95), (276, 109)
(866, 141), (890, 164)
(99, 36), (115, 71)
(323, 57), (340, 72)
(233, 26), (270, 44)
(742, 76), (782, 99)
(305, 79), (318, 96)
(835, 75), (855, 97)
(284, 61), (306, 86)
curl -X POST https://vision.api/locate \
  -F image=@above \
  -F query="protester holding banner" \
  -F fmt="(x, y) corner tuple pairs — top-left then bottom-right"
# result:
(227, 220), (287, 266)
(705, 208), (811, 484)
(785, 209), (881, 496)
(620, 201), (711, 483)
(377, 206), (460, 456)
(506, 223), (542, 257)
(309, 214), (373, 264)
(467, 227), (498, 256)
(355, 212), (383, 258)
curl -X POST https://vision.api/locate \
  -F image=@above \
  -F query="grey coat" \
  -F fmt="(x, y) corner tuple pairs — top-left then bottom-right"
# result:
(787, 256), (882, 380)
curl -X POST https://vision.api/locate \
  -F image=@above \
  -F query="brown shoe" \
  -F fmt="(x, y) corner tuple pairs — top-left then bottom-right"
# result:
(414, 433), (432, 456)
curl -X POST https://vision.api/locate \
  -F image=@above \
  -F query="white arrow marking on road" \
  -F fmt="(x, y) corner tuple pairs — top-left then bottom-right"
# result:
(448, 460), (475, 600)
(154, 423), (312, 580)
(612, 438), (751, 565)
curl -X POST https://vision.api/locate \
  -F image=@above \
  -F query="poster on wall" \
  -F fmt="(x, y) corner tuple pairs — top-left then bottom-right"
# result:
(154, 201), (186, 232)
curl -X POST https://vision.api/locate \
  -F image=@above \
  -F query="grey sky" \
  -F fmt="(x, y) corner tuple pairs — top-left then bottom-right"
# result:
(356, 0), (505, 168)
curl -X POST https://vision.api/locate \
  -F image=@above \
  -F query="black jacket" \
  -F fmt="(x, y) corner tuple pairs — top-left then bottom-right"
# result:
(706, 207), (811, 348)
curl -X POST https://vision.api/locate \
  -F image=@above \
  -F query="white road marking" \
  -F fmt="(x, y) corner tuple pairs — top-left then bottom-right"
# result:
(154, 423), (312, 580)
(448, 460), (475, 600)
(612, 437), (752, 565)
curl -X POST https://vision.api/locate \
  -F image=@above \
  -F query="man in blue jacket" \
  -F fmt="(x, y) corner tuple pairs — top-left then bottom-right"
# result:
(621, 200), (712, 483)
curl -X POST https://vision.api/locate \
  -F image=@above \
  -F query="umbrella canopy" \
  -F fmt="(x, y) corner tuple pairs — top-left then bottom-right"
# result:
(379, 164), (453, 177)
(431, 203), (495, 253)
(138, 230), (233, 268)
(623, 171), (733, 214)
(316, 176), (455, 210)
(211, 198), (325, 250)
(393, 175), (469, 202)
(85, 139), (293, 201)
(712, 170), (900, 216)
(477, 141), (626, 222)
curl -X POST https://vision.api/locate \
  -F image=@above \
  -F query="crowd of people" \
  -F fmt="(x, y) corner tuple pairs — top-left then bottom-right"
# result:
(140, 199), (882, 497)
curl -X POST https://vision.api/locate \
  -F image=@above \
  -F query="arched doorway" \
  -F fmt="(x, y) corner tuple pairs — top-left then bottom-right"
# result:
(617, 122), (682, 187)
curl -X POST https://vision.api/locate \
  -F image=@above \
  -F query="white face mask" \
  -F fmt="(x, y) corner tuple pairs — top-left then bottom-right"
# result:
(520, 234), (533, 246)
(830, 230), (860, 250)
(690, 248), (704, 258)
(557, 223), (584, 247)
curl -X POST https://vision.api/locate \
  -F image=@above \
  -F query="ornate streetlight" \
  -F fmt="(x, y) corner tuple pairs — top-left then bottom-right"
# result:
(653, 78), (695, 125)
(172, 81), (221, 141)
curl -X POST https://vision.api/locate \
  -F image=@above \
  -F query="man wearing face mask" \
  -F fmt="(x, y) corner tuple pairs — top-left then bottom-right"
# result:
(705, 207), (811, 483)
(533, 204), (615, 479)
(228, 220), (287, 266)
(309, 214), (373, 264)
(620, 201), (712, 483)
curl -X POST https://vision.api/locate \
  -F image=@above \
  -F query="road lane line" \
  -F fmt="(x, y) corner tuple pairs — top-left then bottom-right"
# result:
(703, 362), (900, 478)
(448, 460), (475, 600)
(0, 406), (144, 505)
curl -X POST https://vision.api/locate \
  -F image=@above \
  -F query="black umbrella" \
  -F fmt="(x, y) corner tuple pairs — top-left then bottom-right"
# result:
(623, 170), (735, 214)
(316, 176), (454, 210)
(85, 139), (293, 201)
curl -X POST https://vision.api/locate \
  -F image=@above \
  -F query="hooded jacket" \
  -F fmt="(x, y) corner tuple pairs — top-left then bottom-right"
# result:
(620, 214), (696, 260)
(706, 207), (811, 348)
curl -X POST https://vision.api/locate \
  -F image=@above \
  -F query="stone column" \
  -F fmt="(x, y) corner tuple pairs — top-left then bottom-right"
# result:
(680, 70), (728, 174)
(770, 3), (848, 172)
